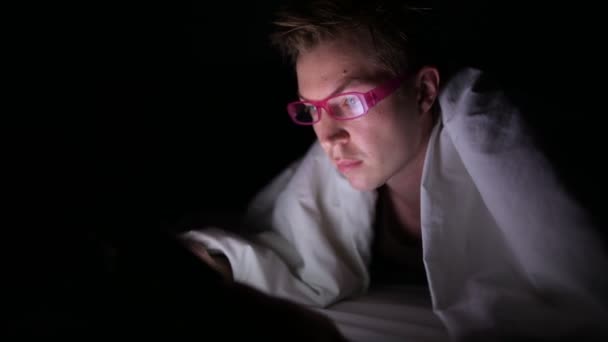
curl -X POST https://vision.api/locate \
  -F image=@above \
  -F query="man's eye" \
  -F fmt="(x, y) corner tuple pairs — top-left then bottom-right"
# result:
(343, 97), (358, 107)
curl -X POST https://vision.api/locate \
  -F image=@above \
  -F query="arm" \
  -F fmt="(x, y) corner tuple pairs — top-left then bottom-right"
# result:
(179, 142), (377, 307)
(182, 238), (232, 281)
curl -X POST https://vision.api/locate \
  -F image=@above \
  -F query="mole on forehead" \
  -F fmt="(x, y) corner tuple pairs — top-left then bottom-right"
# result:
(320, 68), (354, 81)
(326, 68), (378, 84)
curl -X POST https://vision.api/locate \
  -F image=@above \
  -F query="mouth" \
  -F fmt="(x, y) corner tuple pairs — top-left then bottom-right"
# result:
(336, 159), (363, 173)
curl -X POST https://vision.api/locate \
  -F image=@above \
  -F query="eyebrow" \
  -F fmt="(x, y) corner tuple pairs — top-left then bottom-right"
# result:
(297, 76), (367, 102)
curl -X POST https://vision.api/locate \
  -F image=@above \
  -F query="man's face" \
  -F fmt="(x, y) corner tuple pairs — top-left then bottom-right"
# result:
(295, 37), (432, 191)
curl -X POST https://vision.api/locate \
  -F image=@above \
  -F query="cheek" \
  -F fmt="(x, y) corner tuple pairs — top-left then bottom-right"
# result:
(348, 120), (396, 158)
(345, 97), (418, 155)
(355, 112), (418, 161)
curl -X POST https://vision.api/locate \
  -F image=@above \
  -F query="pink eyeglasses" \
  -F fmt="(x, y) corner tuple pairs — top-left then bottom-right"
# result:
(286, 74), (407, 125)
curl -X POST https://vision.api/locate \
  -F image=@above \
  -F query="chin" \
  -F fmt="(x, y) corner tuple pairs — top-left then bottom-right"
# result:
(346, 175), (383, 192)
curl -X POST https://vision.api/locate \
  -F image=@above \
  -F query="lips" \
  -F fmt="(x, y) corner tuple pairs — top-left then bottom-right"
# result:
(336, 159), (362, 173)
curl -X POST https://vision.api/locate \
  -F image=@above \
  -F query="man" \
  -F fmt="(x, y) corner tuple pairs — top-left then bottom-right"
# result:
(181, 0), (608, 340)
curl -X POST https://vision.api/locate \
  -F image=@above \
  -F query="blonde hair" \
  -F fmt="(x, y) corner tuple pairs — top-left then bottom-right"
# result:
(269, 0), (438, 77)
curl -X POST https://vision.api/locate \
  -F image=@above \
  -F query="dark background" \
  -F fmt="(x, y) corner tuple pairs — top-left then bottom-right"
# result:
(87, 0), (604, 230)
(7, 0), (605, 336)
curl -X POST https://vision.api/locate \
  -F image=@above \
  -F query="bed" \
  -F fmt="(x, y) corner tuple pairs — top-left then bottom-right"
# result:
(316, 284), (448, 342)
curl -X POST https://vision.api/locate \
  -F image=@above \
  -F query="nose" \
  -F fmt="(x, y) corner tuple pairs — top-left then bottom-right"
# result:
(313, 110), (349, 147)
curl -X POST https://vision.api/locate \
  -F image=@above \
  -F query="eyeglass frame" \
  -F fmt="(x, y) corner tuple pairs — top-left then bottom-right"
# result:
(286, 74), (408, 125)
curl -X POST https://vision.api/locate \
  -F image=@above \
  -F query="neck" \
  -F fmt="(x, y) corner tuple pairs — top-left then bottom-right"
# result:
(386, 132), (429, 202)
(384, 136), (430, 239)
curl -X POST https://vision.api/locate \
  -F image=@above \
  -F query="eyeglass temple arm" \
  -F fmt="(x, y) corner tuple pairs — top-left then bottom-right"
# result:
(365, 75), (407, 107)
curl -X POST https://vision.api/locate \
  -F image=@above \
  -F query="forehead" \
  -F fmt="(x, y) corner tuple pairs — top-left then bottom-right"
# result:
(296, 37), (378, 76)
(295, 37), (387, 99)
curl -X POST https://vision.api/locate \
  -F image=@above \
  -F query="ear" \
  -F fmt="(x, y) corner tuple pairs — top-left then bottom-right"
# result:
(415, 66), (440, 115)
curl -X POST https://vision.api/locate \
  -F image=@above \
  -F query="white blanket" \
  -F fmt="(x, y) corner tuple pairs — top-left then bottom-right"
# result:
(181, 68), (608, 340)
(316, 285), (448, 342)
